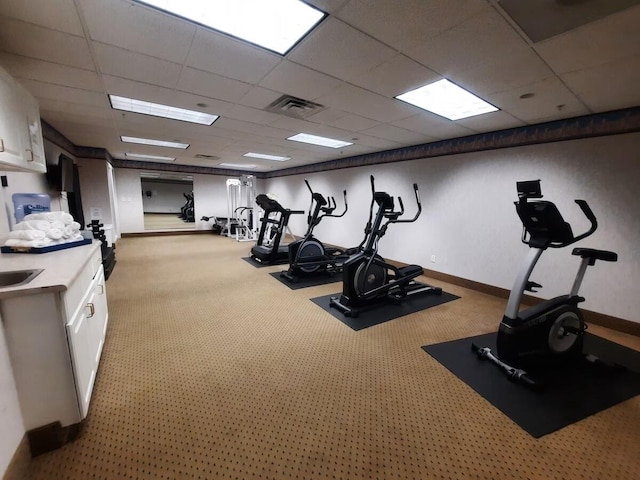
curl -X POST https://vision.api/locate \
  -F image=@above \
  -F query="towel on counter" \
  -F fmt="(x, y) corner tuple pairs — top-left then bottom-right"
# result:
(24, 211), (74, 225)
(4, 238), (53, 248)
(46, 229), (64, 240)
(4, 211), (84, 249)
(12, 220), (51, 232)
(8, 230), (46, 240)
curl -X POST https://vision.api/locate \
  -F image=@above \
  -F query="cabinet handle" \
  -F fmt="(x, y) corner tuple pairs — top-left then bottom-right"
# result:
(99, 284), (105, 295)
(0, 138), (4, 152)
(25, 149), (34, 162)
(87, 303), (95, 318)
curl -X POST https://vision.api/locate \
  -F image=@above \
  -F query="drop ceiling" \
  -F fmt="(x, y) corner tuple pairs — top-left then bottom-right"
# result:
(0, 0), (638, 173)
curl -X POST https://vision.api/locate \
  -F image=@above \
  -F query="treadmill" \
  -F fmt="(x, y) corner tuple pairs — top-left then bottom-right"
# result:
(250, 194), (304, 265)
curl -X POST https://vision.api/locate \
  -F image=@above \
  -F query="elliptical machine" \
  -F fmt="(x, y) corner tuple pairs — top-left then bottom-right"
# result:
(280, 180), (349, 283)
(472, 180), (618, 389)
(329, 175), (441, 318)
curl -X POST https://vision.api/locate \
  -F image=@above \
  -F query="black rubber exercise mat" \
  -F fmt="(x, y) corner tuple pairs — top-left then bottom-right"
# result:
(422, 332), (640, 438)
(311, 291), (459, 331)
(241, 257), (284, 268)
(269, 271), (342, 290)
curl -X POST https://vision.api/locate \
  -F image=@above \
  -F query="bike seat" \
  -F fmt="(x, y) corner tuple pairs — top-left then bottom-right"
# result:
(572, 248), (618, 262)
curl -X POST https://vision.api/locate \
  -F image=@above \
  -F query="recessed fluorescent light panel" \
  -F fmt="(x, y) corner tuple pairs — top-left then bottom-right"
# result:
(287, 133), (353, 149)
(109, 95), (218, 125)
(395, 79), (498, 120)
(121, 136), (189, 149)
(219, 163), (257, 169)
(243, 152), (291, 161)
(125, 153), (176, 162)
(134, 0), (325, 55)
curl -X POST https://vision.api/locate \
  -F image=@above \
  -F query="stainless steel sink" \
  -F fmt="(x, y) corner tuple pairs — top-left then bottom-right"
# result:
(0, 269), (44, 288)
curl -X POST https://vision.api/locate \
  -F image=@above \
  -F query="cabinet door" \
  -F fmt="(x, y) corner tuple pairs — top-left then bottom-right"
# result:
(66, 299), (96, 419)
(0, 67), (26, 169)
(89, 266), (108, 364)
(19, 82), (46, 173)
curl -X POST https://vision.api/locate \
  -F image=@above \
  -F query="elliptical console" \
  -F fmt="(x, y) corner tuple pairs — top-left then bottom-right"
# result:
(472, 180), (618, 389)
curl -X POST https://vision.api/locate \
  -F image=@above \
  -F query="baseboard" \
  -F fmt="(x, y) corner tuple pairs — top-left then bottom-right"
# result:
(421, 267), (640, 337)
(122, 230), (210, 237)
(3, 435), (30, 480)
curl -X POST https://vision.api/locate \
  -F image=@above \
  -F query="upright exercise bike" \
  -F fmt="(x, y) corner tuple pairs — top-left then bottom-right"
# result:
(280, 180), (349, 283)
(329, 175), (441, 317)
(472, 180), (618, 389)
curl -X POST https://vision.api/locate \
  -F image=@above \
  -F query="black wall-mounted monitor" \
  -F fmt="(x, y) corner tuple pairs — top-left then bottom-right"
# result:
(46, 154), (75, 192)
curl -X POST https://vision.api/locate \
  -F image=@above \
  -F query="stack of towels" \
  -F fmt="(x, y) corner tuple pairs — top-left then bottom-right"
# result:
(4, 212), (84, 249)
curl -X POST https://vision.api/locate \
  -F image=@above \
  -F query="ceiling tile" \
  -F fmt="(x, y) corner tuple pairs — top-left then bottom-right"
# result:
(0, 17), (94, 69)
(498, 0), (640, 43)
(0, 0), (84, 35)
(407, 8), (530, 76)
(215, 118), (296, 140)
(391, 114), (477, 139)
(304, 0), (349, 15)
(236, 87), (283, 109)
(350, 54), (440, 98)
(0, 52), (101, 91)
(225, 104), (282, 125)
(288, 18), (396, 82)
(38, 98), (112, 120)
(316, 84), (417, 123)
(305, 108), (350, 125)
(177, 68), (252, 103)
(486, 77), (589, 123)
(186, 28), (281, 84)
(259, 60), (343, 101)
(534, 6), (640, 74)
(453, 49), (555, 97)
(560, 55), (640, 112)
(455, 110), (526, 132)
(327, 114), (380, 132)
(337, 0), (489, 51)
(78, 0), (195, 63)
(21, 78), (107, 107)
(359, 124), (434, 145)
(93, 42), (182, 89)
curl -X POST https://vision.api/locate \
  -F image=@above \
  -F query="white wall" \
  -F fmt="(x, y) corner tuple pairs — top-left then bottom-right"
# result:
(265, 133), (640, 323)
(113, 168), (145, 233)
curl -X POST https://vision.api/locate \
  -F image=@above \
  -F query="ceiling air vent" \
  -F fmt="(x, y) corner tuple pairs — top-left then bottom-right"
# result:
(265, 95), (325, 119)
(194, 154), (220, 160)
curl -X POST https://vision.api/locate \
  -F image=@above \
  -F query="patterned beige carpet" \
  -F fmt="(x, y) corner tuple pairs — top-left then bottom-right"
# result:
(26, 235), (640, 479)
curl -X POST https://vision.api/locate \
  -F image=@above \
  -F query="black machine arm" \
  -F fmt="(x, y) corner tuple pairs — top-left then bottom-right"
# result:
(571, 199), (598, 244)
(389, 183), (422, 224)
(325, 190), (348, 218)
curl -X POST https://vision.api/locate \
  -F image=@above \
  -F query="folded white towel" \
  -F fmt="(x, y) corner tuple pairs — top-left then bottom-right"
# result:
(46, 228), (64, 240)
(13, 220), (51, 232)
(71, 221), (81, 230)
(8, 230), (46, 240)
(4, 238), (53, 248)
(24, 212), (74, 225)
(51, 220), (65, 230)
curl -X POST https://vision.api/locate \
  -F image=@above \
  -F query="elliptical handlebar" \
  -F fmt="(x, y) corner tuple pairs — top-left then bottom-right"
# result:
(571, 199), (598, 243)
(390, 183), (422, 224)
(325, 190), (348, 218)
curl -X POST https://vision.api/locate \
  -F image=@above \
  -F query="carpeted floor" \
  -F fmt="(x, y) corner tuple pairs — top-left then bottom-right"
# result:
(27, 235), (640, 479)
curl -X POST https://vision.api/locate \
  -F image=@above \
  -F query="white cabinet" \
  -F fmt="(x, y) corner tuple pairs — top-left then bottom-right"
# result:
(0, 245), (108, 453)
(0, 65), (46, 173)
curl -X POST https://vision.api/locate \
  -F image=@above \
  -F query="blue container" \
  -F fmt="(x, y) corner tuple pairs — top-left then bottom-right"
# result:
(12, 193), (51, 223)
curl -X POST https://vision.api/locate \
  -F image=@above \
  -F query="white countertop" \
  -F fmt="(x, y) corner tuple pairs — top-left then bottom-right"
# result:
(0, 240), (101, 299)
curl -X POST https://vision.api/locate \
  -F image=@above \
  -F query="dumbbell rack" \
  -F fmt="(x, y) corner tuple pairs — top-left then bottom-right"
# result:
(87, 219), (116, 280)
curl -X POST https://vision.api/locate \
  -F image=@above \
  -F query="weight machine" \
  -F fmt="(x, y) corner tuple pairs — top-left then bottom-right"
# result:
(226, 175), (257, 242)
